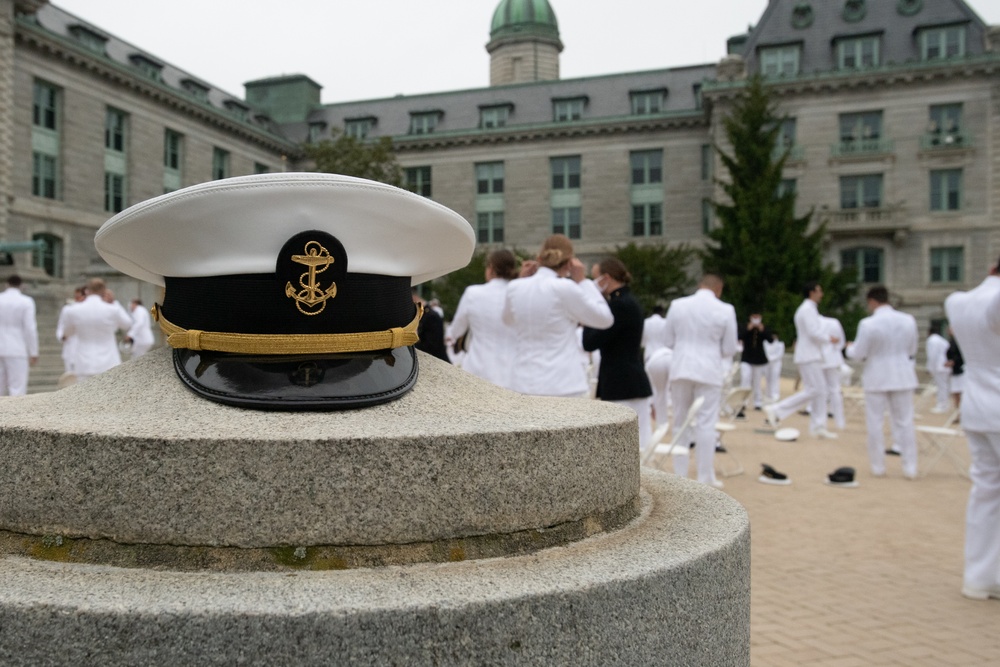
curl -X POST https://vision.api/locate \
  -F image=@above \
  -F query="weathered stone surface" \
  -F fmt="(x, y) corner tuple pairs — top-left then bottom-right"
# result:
(0, 470), (751, 667)
(0, 349), (638, 549)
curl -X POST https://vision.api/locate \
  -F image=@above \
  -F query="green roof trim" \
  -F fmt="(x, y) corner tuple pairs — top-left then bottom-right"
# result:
(490, 0), (560, 41)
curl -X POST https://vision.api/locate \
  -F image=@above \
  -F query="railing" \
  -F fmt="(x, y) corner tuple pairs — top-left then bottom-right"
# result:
(822, 207), (908, 235)
(773, 143), (804, 162)
(830, 138), (894, 158)
(919, 131), (971, 150)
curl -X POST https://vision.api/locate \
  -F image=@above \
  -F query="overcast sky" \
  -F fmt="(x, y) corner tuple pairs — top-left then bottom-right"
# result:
(51, 0), (1000, 104)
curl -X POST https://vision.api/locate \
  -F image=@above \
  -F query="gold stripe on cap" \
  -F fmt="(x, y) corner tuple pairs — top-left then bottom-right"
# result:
(151, 303), (422, 355)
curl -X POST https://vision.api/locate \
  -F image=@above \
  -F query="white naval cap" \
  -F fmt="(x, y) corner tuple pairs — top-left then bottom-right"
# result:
(93, 172), (475, 411)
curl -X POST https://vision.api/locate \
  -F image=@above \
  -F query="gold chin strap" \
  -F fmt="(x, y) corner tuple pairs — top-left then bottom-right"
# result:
(151, 303), (422, 355)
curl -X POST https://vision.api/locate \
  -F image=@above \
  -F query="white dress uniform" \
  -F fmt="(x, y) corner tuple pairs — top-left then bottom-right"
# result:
(56, 301), (80, 373)
(763, 338), (785, 402)
(449, 278), (516, 390)
(641, 313), (672, 426)
(127, 303), (155, 358)
(662, 288), (738, 486)
(845, 304), (919, 478)
(945, 274), (1000, 597)
(821, 316), (847, 430)
(60, 294), (134, 380)
(503, 267), (613, 397)
(925, 332), (952, 412)
(0, 285), (39, 396)
(769, 298), (832, 436)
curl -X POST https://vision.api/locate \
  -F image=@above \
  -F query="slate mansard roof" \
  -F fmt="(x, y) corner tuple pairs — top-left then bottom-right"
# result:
(740, 0), (991, 74)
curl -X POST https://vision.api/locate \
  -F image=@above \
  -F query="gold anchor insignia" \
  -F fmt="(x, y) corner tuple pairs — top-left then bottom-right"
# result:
(285, 240), (338, 315)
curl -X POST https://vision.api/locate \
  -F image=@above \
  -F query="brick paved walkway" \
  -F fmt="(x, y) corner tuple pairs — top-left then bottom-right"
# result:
(646, 379), (1000, 666)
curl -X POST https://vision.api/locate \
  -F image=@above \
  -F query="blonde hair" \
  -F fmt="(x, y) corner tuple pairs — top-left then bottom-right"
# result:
(537, 234), (574, 270)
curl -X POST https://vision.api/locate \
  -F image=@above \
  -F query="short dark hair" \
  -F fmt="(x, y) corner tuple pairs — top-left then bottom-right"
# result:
(802, 281), (820, 298)
(487, 249), (518, 281)
(652, 305), (665, 317)
(866, 285), (889, 304)
(7, 275), (22, 287)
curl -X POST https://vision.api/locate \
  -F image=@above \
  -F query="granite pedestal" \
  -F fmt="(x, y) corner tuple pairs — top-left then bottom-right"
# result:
(0, 350), (750, 665)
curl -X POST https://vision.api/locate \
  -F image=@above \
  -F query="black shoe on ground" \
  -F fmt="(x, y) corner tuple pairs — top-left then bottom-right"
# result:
(885, 449), (901, 457)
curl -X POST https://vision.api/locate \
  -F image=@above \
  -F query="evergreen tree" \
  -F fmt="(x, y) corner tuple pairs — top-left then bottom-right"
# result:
(703, 75), (862, 341)
(613, 242), (697, 315)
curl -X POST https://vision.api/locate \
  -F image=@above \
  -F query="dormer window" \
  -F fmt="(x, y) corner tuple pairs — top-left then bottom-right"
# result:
(181, 79), (210, 103)
(479, 104), (513, 129)
(409, 110), (442, 135)
(791, 2), (814, 29)
(224, 100), (249, 122)
(759, 44), (801, 77)
(630, 89), (667, 115)
(345, 116), (377, 139)
(552, 97), (587, 122)
(836, 34), (880, 69)
(68, 25), (107, 55)
(919, 25), (966, 61)
(129, 54), (163, 82)
(897, 0), (923, 16)
(307, 122), (327, 143)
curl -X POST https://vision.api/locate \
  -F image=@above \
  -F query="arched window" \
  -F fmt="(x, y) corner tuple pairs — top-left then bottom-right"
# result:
(32, 232), (63, 278)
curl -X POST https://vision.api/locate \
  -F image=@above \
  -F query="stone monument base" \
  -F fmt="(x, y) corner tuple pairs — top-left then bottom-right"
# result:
(0, 469), (749, 666)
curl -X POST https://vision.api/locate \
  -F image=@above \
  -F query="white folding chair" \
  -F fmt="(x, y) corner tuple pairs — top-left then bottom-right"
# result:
(714, 386), (752, 477)
(641, 396), (705, 467)
(916, 408), (969, 478)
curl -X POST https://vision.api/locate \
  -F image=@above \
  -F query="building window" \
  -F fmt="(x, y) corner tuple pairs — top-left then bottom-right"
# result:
(224, 101), (249, 121)
(409, 112), (440, 135)
(701, 200), (713, 234)
(405, 166), (432, 197)
(840, 247), (884, 283)
(181, 79), (210, 103)
(842, 0), (867, 22)
(32, 80), (58, 130)
(254, 163), (270, 174)
(475, 162), (504, 243)
(307, 122), (326, 143)
(701, 144), (712, 181)
(553, 98), (586, 122)
(632, 204), (663, 237)
(345, 117), (375, 139)
(759, 45), (800, 77)
(68, 25), (107, 54)
(32, 153), (58, 199)
(551, 156), (581, 191)
(920, 26), (965, 61)
(630, 90), (666, 115)
(930, 247), (963, 284)
(163, 129), (183, 193)
(929, 169), (962, 211)
(693, 84), (703, 110)
(552, 207), (581, 239)
(212, 148), (230, 180)
(105, 108), (126, 152)
(630, 150), (662, 185)
(31, 233), (63, 278)
(476, 212), (504, 244)
(777, 178), (797, 197)
(480, 106), (510, 129)
(130, 54), (162, 82)
(104, 172), (125, 213)
(476, 162), (504, 195)
(837, 35), (880, 69)
(840, 174), (883, 209)
(836, 111), (890, 156)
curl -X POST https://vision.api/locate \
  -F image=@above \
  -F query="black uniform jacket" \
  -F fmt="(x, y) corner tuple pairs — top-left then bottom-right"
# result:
(582, 286), (652, 401)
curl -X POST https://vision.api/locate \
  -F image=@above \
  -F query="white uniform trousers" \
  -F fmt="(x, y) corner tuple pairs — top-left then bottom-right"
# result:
(823, 366), (846, 429)
(863, 389), (917, 478)
(772, 361), (828, 434)
(131, 342), (153, 359)
(0, 357), (29, 396)
(645, 351), (671, 429)
(739, 362), (767, 408)
(669, 380), (722, 486)
(766, 359), (782, 402)
(612, 397), (652, 453)
(964, 430), (1000, 590)
(930, 370), (952, 411)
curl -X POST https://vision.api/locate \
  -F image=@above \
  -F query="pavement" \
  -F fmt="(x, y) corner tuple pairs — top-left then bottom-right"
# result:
(644, 378), (1000, 666)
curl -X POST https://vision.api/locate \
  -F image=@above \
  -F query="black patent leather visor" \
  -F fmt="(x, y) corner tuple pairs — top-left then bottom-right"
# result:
(172, 346), (418, 411)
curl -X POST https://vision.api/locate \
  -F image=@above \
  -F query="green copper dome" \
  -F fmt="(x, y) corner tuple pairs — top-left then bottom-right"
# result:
(490, 0), (560, 42)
